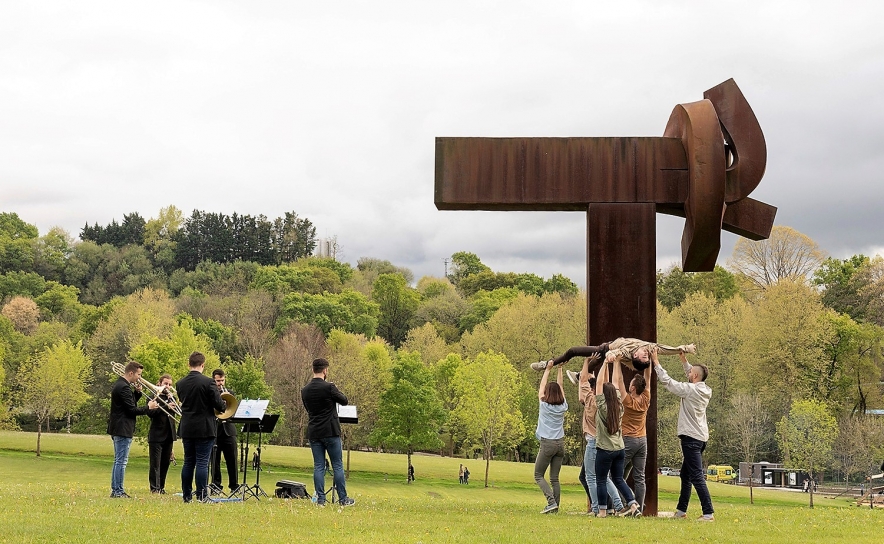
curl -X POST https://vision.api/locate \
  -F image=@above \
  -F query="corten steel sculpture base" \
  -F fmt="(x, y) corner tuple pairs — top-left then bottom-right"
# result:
(435, 79), (776, 516)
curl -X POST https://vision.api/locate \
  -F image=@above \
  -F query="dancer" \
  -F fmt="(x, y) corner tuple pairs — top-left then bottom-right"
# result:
(576, 354), (625, 516)
(533, 338), (696, 373)
(594, 359), (641, 517)
(534, 360), (567, 514)
(654, 350), (714, 521)
(617, 354), (652, 513)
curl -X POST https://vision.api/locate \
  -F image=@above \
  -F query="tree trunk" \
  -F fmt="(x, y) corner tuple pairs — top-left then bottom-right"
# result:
(67, 412), (72, 433)
(36, 419), (43, 457)
(749, 466), (754, 505)
(809, 471), (814, 508)
(484, 445), (491, 488)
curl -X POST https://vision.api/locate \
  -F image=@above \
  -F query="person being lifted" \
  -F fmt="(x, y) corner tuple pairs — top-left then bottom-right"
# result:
(533, 337), (696, 373)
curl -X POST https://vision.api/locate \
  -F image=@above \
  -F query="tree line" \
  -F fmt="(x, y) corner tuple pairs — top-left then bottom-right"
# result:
(1, 211), (882, 486)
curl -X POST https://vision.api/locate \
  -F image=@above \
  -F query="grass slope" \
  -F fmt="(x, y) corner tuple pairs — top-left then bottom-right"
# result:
(1, 431), (881, 543)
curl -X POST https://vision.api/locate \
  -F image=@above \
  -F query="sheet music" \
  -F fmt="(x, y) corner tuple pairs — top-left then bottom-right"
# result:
(337, 404), (358, 423)
(234, 399), (269, 420)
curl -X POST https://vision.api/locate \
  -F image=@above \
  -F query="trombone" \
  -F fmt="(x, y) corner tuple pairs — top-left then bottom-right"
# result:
(111, 362), (182, 423)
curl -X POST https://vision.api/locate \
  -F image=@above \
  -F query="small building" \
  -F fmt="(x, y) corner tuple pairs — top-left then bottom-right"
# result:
(738, 462), (809, 489)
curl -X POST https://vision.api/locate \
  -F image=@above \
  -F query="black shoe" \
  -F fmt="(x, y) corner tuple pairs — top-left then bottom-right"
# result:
(339, 497), (355, 507)
(110, 492), (131, 498)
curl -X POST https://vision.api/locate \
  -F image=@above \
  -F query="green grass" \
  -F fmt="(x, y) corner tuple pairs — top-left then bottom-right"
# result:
(1, 431), (882, 543)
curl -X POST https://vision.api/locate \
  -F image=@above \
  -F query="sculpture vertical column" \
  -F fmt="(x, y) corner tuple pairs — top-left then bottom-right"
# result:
(586, 202), (658, 515)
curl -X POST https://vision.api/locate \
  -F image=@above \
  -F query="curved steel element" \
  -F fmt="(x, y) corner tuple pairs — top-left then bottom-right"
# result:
(704, 78), (767, 204)
(663, 99), (726, 272)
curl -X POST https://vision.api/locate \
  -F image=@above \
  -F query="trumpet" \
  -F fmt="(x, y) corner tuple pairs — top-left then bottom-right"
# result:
(111, 362), (182, 423)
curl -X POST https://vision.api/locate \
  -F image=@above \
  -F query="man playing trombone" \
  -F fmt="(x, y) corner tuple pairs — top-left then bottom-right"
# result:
(211, 368), (239, 494)
(108, 361), (158, 498)
(147, 374), (178, 494)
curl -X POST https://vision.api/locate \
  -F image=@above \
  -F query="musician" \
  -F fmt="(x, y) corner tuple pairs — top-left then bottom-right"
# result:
(301, 358), (355, 507)
(107, 361), (158, 498)
(147, 374), (177, 494)
(211, 368), (239, 492)
(176, 352), (226, 503)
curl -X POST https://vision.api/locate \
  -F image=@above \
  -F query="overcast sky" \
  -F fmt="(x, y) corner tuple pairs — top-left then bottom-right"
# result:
(2, 1), (882, 286)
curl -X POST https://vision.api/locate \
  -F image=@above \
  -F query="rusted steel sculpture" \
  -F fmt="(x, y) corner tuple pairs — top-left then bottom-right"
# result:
(435, 79), (776, 516)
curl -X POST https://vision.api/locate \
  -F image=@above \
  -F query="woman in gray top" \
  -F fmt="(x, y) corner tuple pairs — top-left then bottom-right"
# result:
(534, 360), (567, 514)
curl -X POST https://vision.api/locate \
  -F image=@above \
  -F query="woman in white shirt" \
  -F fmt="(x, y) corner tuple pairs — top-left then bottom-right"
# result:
(535, 360), (568, 514)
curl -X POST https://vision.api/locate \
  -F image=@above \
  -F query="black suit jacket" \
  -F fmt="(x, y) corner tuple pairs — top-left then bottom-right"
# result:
(147, 394), (178, 443)
(176, 371), (226, 439)
(107, 377), (148, 437)
(301, 378), (348, 440)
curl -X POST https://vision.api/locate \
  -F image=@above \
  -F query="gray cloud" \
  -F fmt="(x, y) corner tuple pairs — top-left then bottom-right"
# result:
(2, 0), (882, 289)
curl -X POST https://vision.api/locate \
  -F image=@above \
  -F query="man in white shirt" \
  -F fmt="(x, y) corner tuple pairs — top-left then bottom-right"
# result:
(654, 349), (714, 521)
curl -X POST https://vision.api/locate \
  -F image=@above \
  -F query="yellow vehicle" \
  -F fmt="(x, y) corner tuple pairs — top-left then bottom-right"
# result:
(706, 465), (736, 483)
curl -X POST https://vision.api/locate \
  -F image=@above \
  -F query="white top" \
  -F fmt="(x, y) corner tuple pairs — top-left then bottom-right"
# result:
(655, 359), (712, 442)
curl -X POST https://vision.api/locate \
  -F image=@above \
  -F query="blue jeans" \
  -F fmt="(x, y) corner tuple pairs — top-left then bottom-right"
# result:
(677, 435), (714, 515)
(310, 437), (348, 504)
(583, 436), (623, 513)
(595, 447), (637, 512)
(181, 438), (215, 502)
(111, 435), (133, 496)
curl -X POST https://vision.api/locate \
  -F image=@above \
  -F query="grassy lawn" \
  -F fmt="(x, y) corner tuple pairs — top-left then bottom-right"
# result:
(1, 431), (882, 543)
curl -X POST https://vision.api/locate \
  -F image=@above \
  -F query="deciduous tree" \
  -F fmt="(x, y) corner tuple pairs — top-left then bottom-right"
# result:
(371, 352), (446, 481)
(728, 225), (826, 289)
(19, 340), (92, 455)
(452, 351), (526, 487)
(776, 399), (838, 507)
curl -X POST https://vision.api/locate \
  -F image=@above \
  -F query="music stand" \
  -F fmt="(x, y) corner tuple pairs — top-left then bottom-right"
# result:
(242, 413), (278, 500)
(228, 400), (272, 501)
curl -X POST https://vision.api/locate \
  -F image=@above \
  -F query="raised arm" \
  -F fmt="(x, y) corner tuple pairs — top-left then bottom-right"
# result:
(538, 359), (552, 401)
(556, 365), (563, 388)
(596, 361), (609, 396)
(654, 350), (693, 398)
(679, 351), (691, 379)
(615, 358), (627, 399)
(578, 353), (599, 404)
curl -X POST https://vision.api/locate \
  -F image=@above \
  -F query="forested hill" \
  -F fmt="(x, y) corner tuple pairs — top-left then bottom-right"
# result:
(1, 210), (883, 485)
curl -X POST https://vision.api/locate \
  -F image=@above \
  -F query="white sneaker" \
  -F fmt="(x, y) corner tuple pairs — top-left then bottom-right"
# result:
(530, 361), (551, 371)
(566, 370), (580, 385)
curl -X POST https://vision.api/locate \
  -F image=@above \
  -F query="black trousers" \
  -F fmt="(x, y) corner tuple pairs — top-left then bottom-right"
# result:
(212, 437), (238, 489)
(552, 344), (610, 373)
(148, 441), (173, 492)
